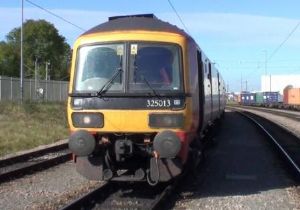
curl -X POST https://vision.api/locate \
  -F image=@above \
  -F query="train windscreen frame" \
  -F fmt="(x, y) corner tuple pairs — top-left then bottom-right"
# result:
(74, 43), (125, 93)
(128, 43), (183, 93)
(73, 42), (183, 95)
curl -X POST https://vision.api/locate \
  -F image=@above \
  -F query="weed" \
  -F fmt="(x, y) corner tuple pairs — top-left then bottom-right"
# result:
(0, 101), (68, 157)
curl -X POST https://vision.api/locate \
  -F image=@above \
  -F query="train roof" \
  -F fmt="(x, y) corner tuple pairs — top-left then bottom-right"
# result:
(82, 14), (191, 38)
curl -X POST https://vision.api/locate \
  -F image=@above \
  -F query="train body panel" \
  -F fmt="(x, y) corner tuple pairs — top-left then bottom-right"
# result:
(211, 65), (220, 120)
(67, 14), (225, 185)
(202, 56), (214, 126)
(69, 109), (187, 133)
(218, 74), (226, 113)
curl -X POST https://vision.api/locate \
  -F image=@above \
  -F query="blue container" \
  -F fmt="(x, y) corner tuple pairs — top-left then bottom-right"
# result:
(263, 92), (279, 104)
(240, 92), (256, 105)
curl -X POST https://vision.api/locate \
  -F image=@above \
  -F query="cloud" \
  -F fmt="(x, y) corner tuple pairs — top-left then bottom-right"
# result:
(1, 7), (299, 48)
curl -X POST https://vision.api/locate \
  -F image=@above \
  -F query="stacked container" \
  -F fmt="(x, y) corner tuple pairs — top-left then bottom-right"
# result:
(255, 92), (264, 105)
(262, 92), (279, 104)
(240, 92), (256, 105)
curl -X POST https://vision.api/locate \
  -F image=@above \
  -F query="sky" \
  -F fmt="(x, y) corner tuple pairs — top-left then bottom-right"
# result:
(1, 0), (300, 92)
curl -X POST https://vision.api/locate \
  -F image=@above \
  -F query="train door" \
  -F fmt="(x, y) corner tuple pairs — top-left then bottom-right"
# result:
(208, 62), (213, 121)
(197, 51), (204, 131)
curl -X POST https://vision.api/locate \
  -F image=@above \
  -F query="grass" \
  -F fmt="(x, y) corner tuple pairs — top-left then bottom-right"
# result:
(0, 101), (69, 157)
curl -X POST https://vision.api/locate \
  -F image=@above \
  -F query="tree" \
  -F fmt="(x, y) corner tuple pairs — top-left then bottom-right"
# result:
(0, 19), (71, 80)
(0, 41), (20, 77)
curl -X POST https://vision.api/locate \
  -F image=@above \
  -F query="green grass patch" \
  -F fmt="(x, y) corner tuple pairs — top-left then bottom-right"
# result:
(0, 101), (69, 157)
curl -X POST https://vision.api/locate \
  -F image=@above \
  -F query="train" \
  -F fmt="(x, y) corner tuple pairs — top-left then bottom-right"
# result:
(67, 14), (226, 185)
(238, 86), (300, 110)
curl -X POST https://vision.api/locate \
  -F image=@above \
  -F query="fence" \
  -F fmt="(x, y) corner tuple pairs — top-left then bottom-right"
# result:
(0, 76), (69, 102)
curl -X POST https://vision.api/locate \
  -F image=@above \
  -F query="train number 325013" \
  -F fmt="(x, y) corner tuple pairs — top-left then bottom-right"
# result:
(146, 99), (171, 107)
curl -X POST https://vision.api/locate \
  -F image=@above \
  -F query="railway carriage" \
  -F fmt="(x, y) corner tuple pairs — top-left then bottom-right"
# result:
(67, 14), (226, 185)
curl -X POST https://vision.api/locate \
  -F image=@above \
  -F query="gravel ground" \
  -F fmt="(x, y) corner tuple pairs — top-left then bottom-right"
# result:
(0, 139), (68, 161)
(231, 106), (300, 139)
(175, 186), (300, 210)
(0, 161), (103, 210)
(173, 110), (300, 210)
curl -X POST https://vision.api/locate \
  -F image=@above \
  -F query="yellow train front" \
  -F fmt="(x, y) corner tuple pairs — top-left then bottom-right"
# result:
(67, 14), (226, 185)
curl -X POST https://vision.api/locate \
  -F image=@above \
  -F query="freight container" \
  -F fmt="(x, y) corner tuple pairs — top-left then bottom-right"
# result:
(284, 87), (300, 105)
(283, 85), (293, 104)
(240, 92), (256, 105)
(283, 86), (292, 104)
(255, 92), (264, 105)
(262, 92), (279, 104)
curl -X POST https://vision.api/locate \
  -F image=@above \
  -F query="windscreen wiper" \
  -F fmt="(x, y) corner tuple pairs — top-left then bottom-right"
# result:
(96, 67), (123, 97)
(139, 74), (161, 98)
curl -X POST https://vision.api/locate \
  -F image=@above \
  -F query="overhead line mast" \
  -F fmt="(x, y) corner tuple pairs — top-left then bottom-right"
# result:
(20, 0), (24, 102)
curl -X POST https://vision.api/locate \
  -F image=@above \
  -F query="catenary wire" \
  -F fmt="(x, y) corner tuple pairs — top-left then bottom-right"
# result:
(267, 21), (300, 61)
(25, 0), (86, 32)
(167, 0), (191, 35)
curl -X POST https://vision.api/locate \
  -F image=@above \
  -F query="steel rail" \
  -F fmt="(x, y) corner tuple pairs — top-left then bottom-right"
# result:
(61, 163), (190, 210)
(0, 144), (71, 182)
(0, 142), (68, 167)
(232, 109), (300, 176)
(60, 182), (112, 210)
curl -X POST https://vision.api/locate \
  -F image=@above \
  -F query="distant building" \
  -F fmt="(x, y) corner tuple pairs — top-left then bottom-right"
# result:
(261, 74), (300, 94)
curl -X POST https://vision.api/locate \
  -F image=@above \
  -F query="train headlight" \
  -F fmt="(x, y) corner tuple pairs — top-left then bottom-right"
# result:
(149, 114), (184, 128)
(72, 112), (104, 128)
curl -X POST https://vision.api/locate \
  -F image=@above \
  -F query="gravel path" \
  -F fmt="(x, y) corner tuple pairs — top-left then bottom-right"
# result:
(0, 161), (103, 210)
(173, 110), (300, 210)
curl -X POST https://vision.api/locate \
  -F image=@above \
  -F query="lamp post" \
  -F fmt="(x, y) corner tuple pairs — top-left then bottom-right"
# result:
(45, 61), (50, 80)
(20, 0), (24, 102)
(263, 50), (268, 90)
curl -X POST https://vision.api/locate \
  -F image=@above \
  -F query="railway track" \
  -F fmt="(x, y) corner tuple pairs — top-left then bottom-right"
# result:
(230, 108), (300, 180)
(60, 154), (200, 210)
(60, 172), (184, 210)
(0, 143), (72, 183)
